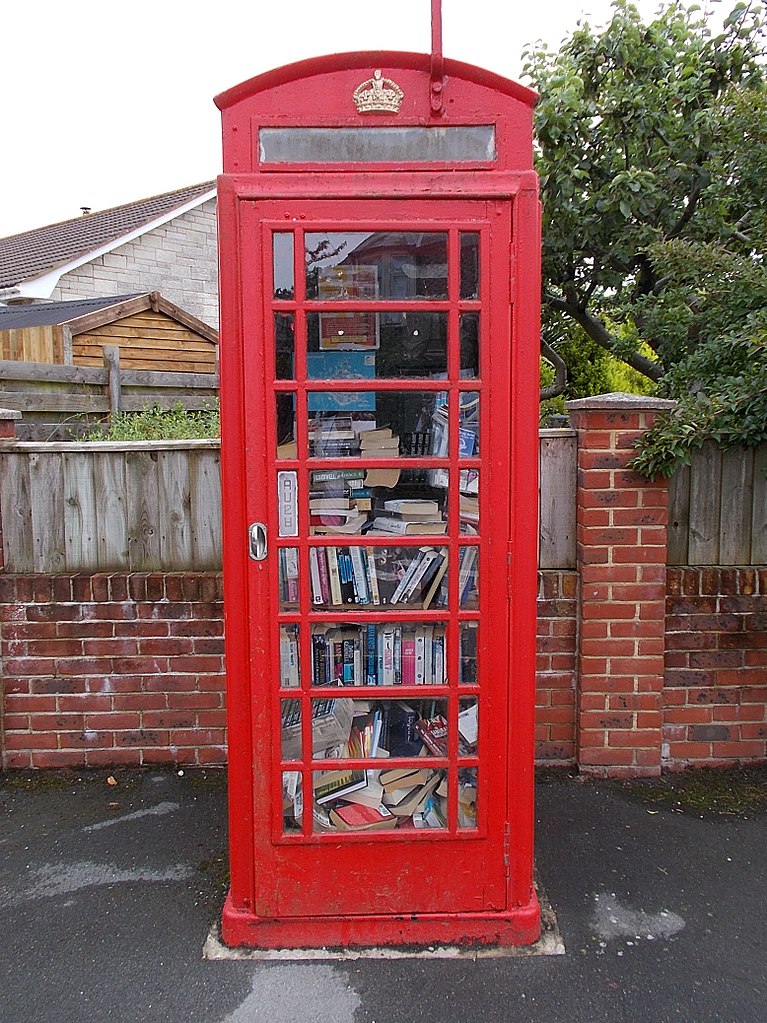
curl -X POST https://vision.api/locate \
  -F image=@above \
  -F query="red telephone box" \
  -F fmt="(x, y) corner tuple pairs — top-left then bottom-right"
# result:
(215, 49), (541, 949)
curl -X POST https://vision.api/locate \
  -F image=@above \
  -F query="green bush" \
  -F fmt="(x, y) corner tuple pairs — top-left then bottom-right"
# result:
(84, 401), (220, 441)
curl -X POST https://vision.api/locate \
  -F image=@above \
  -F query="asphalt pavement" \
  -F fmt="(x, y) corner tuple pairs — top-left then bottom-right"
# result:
(1, 766), (764, 1023)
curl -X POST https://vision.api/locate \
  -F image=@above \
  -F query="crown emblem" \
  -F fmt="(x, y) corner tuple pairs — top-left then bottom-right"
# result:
(353, 70), (404, 114)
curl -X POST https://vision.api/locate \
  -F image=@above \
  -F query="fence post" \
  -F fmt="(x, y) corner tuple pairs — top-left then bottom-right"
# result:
(566, 393), (675, 777)
(103, 345), (122, 417)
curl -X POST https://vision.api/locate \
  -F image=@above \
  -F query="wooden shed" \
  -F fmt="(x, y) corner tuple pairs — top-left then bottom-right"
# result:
(0, 292), (218, 372)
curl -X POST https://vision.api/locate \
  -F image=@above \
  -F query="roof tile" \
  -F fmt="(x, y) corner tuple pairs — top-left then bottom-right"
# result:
(0, 182), (216, 290)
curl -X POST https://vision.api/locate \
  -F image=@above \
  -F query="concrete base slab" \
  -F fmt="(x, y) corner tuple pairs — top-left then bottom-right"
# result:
(203, 884), (565, 960)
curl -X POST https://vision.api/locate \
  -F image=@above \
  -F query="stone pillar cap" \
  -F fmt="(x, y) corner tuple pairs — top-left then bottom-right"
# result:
(566, 392), (676, 412)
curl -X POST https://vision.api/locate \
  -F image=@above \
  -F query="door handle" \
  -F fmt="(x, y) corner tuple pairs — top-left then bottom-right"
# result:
(248, 522), (268, 561)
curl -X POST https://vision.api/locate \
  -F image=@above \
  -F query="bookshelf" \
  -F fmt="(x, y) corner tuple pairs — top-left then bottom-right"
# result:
(274, 309), (483, 833)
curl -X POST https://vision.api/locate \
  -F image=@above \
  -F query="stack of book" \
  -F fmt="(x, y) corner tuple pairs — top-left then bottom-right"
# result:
(307, 545), (448, 608)
(309, 622), (447, 686)
(369, 498), (447, 536)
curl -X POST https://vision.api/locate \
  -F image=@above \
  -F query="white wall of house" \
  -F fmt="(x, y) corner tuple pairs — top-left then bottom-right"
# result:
(51, 199), (219, 328)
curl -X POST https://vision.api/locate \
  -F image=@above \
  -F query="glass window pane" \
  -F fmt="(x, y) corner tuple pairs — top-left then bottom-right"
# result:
(306, 232), (448, 301)
(459, 622), (479, 685)
(309, 545), (448, 609)
(459, 545), (479, 608)
(283, 771), (302, 834)
(459, 698), (479, 756)
(459, 392), (480, 456)
(460, 313), (480, 378)
(278, 547), (300, 610)
(281, 699), (302, 760)
(310, 621), (447, 686)
(275, 313), (295, 380)
(260, 126), (496, 164)
(459, 469), (479, 534)
(276, 393), (297, 459)
(280, 625), (300, 688)
(458, 767), (478, 830)
(296, 392), (448, 460)
(310, 466), (447, 540)
(460, 233), (480, 300)
(273, 232), (294, 299)
(307, 312), (447, 377)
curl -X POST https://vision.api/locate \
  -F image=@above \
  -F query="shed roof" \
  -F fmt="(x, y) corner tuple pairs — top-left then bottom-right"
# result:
(0, 182), (216, 290)
(0, 292), (218, 343)
(0, 294), (141, 329)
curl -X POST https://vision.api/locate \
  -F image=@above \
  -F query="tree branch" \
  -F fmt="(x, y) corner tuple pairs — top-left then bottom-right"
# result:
(545, 294), (664, 381)
(540, 339), (568, 399)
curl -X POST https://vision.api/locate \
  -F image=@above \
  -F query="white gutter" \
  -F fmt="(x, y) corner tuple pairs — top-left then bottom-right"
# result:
(11, 187), (217, 301)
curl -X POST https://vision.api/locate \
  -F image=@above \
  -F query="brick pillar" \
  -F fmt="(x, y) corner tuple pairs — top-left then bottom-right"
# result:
(566, 393), (675, 777)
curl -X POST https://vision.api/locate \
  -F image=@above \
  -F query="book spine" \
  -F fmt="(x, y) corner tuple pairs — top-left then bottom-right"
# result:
(353, 636), (362, 686)
(414, 625), (426, 685)
(317, 547), (331, 605)
(282, 548), (300, 604)
(401, 633), (416, 686)
(382, 626), (396, 685)
(366, 624), (377, 685)
(365, 547), (381, 605)
(393, 625), (402, 685)
(309, 548), (324, 606)
(350, 546), (370, 604)
(401, 549), (439, 603)
(390, 549), (425, 605)
(326, 546), (343, 606)
(342, 639), (355, 685)
(423, 625), (434, 683)
(332, 639), (344, 685)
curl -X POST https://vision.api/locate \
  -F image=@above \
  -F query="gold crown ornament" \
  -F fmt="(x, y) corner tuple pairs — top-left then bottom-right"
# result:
(353, 70), (404, 114)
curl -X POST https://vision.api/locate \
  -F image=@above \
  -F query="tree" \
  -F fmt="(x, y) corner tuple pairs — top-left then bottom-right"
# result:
(525, 1), (767, 470)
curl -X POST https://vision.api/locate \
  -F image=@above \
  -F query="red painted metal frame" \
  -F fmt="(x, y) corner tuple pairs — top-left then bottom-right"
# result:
(216, 52), (541, 949)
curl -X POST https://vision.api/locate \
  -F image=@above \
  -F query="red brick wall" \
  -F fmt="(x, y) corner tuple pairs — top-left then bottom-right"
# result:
(1, 567), (764, 771)
(664, 567), (767, 766)
(0, 573), (226, 769)
(535, 571), (578, 763)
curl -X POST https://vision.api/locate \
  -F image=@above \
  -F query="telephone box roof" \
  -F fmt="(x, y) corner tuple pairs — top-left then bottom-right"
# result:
(214, 51), (537, 111)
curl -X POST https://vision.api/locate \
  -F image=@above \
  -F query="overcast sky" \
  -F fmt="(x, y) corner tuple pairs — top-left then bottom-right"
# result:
(1, 0), (718, 237)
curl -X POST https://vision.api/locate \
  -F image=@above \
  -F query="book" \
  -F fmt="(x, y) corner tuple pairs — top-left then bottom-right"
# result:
(385, 773), (441, 817)
(279, 626), (300, 688)
(383, 499), (440, 517)
(400, 550), (440, 603)
(380, 766), (433, 792)
(326, 546), (343, 606)
(370, 516), (447, 535)
(328, 802), (398, 831)
(309, 548), (324, 605)
(311, 512), (368, 536)
(365, 547), (381, 605)
(389, 548), (433, 604)
(310, 496), (353, 510)
(422, 555), (449, 610)
(314, 768), (367, 805)
(281, 698), (354, 760)
(415, 715), (449, 756)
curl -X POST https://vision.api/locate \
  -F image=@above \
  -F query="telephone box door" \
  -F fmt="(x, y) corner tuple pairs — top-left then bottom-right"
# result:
(237, 195), (520, 921)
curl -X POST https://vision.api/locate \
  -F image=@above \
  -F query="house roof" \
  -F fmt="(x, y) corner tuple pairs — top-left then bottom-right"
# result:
(0, 182), (216, 290)
(0, 294), (142, 329)
(0, 292), (218, 343)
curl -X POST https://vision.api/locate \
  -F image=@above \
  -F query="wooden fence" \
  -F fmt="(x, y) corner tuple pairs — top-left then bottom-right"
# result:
(1, 433), (762, 574)
(0, 432), (578, 574)
(0, 441), (221, 572)
(0, 353), (218, 441)
(668, 441), (767, 565)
